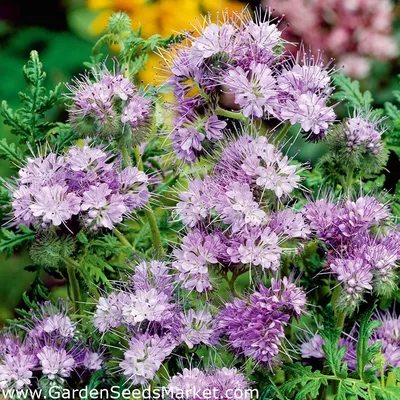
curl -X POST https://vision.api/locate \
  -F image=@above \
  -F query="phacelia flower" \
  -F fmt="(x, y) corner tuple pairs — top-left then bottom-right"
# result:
(179, 309), (214, 349)
(67, 65), (151, 144)
(94, 292), (130, 332)
(172, 230), (223, 292)
(120, 334), (175, 386)
(9, 143), (150, 231)
(216, 278), (305, 365)
(37, 346), (75, 380)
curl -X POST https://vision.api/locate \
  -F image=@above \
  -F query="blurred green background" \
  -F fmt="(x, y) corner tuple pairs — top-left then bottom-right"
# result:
(1, 0), (400, 324)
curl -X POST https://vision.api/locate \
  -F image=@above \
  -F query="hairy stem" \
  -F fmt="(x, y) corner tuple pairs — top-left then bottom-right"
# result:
(62, 257), (81, 313)
(345, 165), (355, 196)
(113, 229), (134, 249)
(273, 121), (291, 146)
(134, 145), (164, 257)
(121, 146), (132, 168)
(215, 107), (247, 123)
(331, 285), (345, 328)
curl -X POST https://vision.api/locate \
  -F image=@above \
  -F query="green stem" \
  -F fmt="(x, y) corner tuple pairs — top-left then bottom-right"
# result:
(387, 371), (396, 387)
(345, 165), (355, 196)
(121, 147), (132, 168)
(227, 278), (237, 297)
(273, 122), (291, 146)
(134, 145), (143, 170)
(134, 145), (164, 257)
(380, 365), (385, 387)
(337, 312), (345, 329)
(214, 107), (247, 123)
(61, 256), (81, 313)
(331, 285), (345, 328)
(113, 229), (134, 249)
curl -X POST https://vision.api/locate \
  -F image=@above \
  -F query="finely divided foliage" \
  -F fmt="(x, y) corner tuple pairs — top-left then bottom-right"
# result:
(0, 7), (399, 400)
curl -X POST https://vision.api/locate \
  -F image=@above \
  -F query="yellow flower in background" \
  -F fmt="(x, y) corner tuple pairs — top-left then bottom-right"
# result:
(87, 0), (244, 83)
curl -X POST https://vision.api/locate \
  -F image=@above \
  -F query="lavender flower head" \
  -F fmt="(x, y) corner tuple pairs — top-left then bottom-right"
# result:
(168, 367), (251, 400)
(67, 64), (151, 145)
(9, 143), (149, 230)
(162, 10), (336, 162)
(216, 277), (306, 365)
(0, 336), (38, 390)
(120, 333), (175, 386)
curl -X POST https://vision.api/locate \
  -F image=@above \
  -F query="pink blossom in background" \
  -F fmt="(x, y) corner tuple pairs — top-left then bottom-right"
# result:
(265, 0), (398, 78)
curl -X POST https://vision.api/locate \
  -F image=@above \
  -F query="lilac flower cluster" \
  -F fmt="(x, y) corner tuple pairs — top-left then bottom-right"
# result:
(301, 310), (400, 370)
(305, 196), (399, 312)
(168, 367), (251, 399)
(216, 276), (306, 366)
(0, 301), (102, 391)
(93, 260), (215, 385)
(326, 110), (387, 173)
(9, 143), (149, 230)
(67, 65), (150, 143)
(163, 10), (336, 162)
(173, 135), (308, 292)
(342, 113), (384, 156)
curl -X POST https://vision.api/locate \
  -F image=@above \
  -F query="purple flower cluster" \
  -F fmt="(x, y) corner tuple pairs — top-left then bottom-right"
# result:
(216, 276), (306, 366)
(9, 143), (149, 230)
(163, 11), (336, 161)
(92, 260), (215, 386)
(0, 301), (102, 391)
(342, 113), (384, 156)
(305, 196), (399, 312)
(173, 135), (308, 292)
(168, 367), (250, 399)
(67, 65), (150, 142)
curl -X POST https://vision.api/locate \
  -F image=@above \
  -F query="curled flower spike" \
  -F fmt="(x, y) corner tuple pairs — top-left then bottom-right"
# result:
(66, 63), (151, 146)
(161, 9), (336, 162)
(8, 142), (149, 230)
(216, 277), (306, 366)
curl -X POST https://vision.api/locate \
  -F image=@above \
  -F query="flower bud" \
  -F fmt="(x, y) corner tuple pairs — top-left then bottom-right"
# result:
(107, 12), (131, 36)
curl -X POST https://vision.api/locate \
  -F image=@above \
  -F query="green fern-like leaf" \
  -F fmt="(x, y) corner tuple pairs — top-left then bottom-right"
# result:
(0, 226), (35, 256)
(320, 305), (348, 378)
(371, 385), (400, 400)
(0, 50), (63, 145)
(357, 307), (382, 384)
(0, 138), (24, 167)
(333, 74), (373, 110)
(281, 363), (328, 399)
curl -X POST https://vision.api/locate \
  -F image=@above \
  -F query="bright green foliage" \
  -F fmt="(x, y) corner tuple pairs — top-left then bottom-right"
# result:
(356, 308), (382, 384)
(333, 74), (374, 110)
(1, 51), (61, 143)
(90, 20), (185, 79)
(0, 50), (76, 166)
(269, 307), (400, 400)
(383, 76), (400, 157)
(0, 226), (35, 256)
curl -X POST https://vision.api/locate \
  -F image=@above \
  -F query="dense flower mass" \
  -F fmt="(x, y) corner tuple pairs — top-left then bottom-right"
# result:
(168, 367), (251, 399)
(0, 301), (102, 391)
(67, 65), (151, 144)
(266, 0), (398, 78)
(8, 143), (149, 230)
(93, 260), (217, 384)
(162, 10), (336, 162)
(216, 276), (306, 365)
(172, 134), (308, 292)
(305, 196), (399, 312)
(1, 4), (400, 399)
